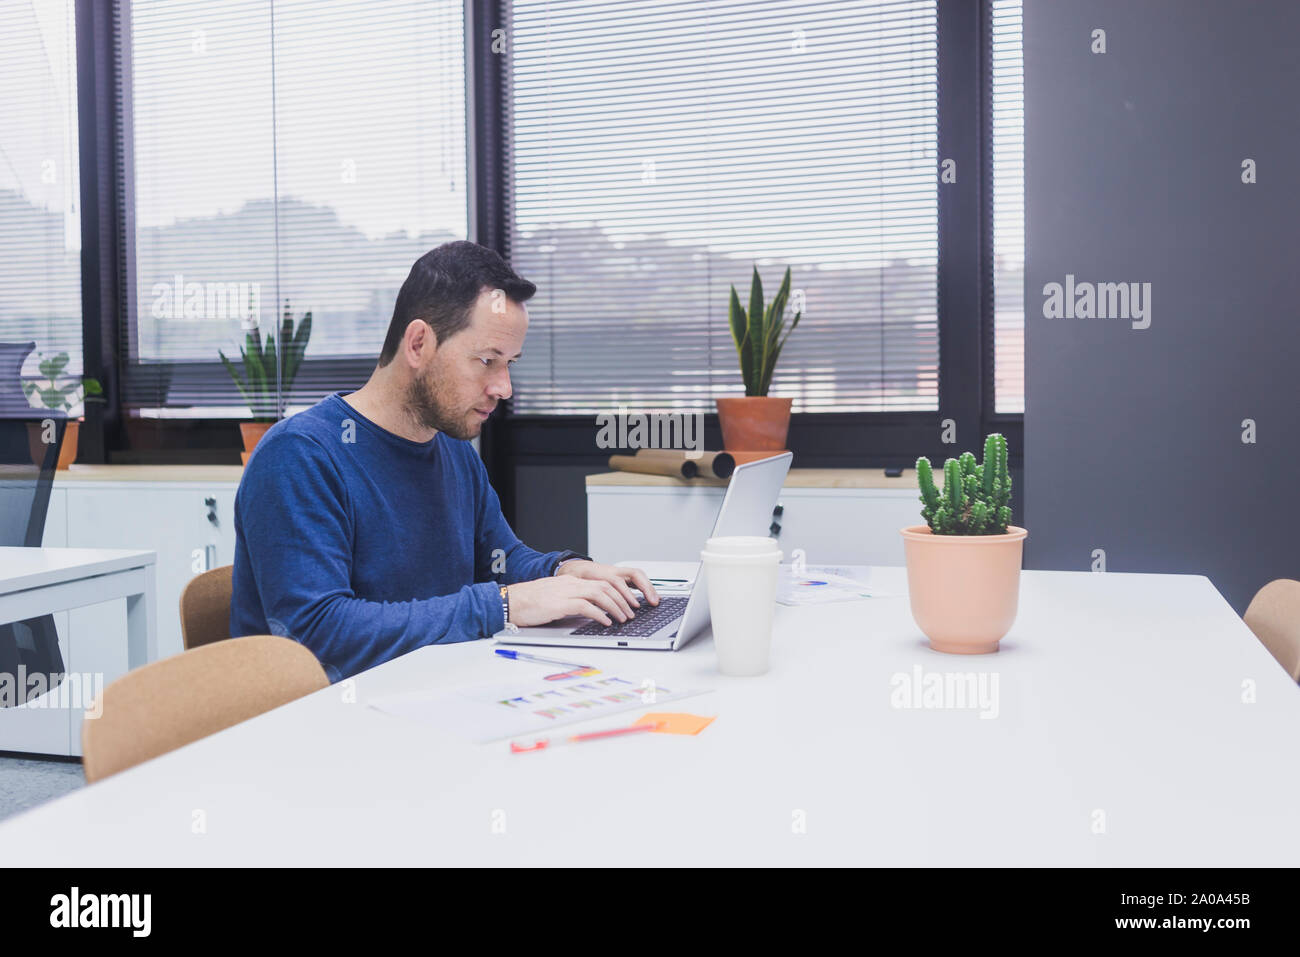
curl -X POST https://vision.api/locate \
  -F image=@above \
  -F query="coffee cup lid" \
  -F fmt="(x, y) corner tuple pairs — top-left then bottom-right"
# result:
(701, 535), (781, 558)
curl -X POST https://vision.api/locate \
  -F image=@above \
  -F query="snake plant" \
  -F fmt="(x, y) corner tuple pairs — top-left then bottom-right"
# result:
(219, 301), (312, 421)
(728, 265), (802, 396)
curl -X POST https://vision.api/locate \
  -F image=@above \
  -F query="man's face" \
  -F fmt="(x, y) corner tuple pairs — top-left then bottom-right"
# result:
(408, 288), (527, 439)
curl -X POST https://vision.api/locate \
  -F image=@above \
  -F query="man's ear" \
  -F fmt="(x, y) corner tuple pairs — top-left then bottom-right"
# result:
(402, 319), (436, 366)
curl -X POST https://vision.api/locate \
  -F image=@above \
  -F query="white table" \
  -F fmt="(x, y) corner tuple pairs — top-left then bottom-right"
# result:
(1, 562), (1296, 866)
(0, 548), (158, 754)
(0, 548), (158, 666)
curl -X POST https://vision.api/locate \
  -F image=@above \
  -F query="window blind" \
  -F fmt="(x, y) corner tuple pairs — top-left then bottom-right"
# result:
(116, 0), (467, 415)
(991, 0), (1023, 413)
(0, 0), (82, 411)
(507, 0), (939, 415)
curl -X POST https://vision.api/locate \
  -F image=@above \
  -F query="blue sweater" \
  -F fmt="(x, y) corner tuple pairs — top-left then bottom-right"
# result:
(231, 392), (581, 682)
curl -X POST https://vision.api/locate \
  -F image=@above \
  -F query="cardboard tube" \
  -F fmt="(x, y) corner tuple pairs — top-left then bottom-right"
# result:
(608, 454), (698, 479)
(695, 451), (735, 479)
(631, 448), (736, 480)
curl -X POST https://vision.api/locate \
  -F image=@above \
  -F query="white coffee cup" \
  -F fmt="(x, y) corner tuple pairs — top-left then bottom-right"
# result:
(700, 535), (783, 676)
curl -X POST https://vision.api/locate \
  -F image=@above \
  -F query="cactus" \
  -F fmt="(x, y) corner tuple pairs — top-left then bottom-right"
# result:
(917, 457), (941, 513)
(914, 433), (1014, 535)
(944, 458), (963, 513)
(983, 432), (1010, 510)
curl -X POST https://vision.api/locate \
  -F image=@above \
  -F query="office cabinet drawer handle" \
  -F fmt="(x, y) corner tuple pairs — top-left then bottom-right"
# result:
(773, 503), (784, 517)
(769, 521), (781, 537)
(205, 497), (218, 526)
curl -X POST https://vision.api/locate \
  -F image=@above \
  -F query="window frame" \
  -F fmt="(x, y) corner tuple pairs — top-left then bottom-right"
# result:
(74, 0), (1021, 483)
(83, 0), (466, 448)
(479, 0), (1021, 520)
(75, 0), (120, 462)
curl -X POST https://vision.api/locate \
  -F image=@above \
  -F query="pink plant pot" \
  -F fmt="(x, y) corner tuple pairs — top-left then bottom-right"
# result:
(900, 525), (1028, 654)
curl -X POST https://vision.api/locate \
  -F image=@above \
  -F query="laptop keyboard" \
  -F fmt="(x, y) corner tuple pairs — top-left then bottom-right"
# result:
(569, 596), (688, 638)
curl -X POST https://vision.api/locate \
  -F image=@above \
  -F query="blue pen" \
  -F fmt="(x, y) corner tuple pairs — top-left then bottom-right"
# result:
(495, 648), (593, 671)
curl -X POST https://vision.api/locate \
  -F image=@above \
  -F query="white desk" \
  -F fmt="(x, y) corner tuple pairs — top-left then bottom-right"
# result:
(1, 563), (1297, 866)
(0, 547), (158, 754)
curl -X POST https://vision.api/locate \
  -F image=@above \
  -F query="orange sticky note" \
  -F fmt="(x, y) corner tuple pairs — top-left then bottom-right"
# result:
(638, 712), (716, 735)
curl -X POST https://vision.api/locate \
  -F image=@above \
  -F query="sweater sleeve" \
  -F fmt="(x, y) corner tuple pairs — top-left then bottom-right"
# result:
(469, 444), (579, 585)
(236, 431), (505, 682)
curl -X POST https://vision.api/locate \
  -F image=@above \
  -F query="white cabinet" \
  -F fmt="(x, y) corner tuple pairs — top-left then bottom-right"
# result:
(585, 470), (920, 567)
(587, 485), (728, 563)
(0, 467), (240, 757)
(65, 485), (236, 663)
(766, 488), (920, 566)
(44, 488), (67, 547)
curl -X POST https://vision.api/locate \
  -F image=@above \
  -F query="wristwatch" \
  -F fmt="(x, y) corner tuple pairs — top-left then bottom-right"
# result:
(499, 584), (518, 634)
(552, 550), (590, 575)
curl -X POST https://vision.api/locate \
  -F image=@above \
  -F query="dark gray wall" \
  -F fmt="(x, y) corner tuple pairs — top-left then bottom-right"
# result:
(512, 463), (599, 555)
(1024, 0), (1300, 612)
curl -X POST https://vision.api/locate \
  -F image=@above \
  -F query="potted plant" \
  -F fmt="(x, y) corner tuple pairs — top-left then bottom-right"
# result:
(900, 433), (1027, 654)
(219, 301), (312, 464)
(22, 352), (105, 469)
(718, 265), (802, 452)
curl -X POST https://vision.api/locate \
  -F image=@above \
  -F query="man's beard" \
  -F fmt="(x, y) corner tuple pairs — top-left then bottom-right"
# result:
(406, 367), (476, 439)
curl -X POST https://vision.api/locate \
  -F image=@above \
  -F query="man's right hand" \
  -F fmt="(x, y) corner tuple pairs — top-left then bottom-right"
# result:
(505, 575), (640, 627)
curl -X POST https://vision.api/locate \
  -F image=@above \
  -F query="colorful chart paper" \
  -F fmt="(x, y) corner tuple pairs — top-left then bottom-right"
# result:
(370, 673), (704, 744)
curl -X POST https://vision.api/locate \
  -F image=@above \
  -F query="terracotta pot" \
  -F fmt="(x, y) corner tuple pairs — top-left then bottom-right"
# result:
(55, 420), (78, 469)
(900, 524), (1028, 654)
(24, 418), (73, 470)
(240, 421), (274, 465)
(715, 396), (792, 452)
(26, 419), (80, 470)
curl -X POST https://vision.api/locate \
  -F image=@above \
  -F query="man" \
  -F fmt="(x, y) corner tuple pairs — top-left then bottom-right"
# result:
(231, 241), (658, 682)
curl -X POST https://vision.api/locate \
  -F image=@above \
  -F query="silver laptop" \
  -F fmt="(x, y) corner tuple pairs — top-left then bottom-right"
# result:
(495, 451), (792, 651)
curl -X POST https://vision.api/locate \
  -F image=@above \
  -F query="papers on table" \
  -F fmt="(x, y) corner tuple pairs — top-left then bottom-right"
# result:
(370, 672), (704, 744)
(777, 564), (883, 606)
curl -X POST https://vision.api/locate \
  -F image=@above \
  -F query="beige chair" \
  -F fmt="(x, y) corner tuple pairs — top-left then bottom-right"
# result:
(1243, 579), (1300, 682)
(82, 634), (329, 783)
(179, 564), (233, 649)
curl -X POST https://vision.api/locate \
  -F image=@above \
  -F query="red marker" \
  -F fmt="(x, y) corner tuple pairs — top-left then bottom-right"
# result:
(510, 721), (664, 753)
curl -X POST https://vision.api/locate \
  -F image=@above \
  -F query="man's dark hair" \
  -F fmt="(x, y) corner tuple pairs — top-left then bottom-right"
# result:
(378, 240), (536, 366)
